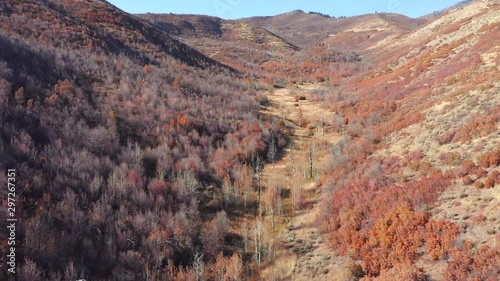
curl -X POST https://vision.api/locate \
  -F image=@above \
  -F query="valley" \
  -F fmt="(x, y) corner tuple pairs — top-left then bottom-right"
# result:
(0, 0), (498, 280)
(258, 84), (344, 280)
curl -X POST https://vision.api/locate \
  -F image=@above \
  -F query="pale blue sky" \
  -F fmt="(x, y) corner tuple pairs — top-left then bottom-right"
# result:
(107, 0), (463, 19)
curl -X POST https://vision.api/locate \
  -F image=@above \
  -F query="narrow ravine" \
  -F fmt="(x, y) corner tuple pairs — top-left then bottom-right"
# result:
(258, 84), (350, 281)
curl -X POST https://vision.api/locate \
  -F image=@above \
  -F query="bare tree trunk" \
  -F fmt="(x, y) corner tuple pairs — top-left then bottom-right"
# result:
(253, 156), (263, 216)
(309, 146), (314, 180)
(243, 223), (249, 254)
(193, 250), (205, 281)
(321, 113), (325, 137)
(253, 218), (262, 266)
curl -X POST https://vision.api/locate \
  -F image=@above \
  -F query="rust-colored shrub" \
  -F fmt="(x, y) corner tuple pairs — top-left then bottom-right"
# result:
(462, 176), (473, 185)
(439, 131), (456, 145)
(474, 181), (485, 189)
(444, 243), (500, 281)
(477, 150), (500, 168)
(403, 151), (426, 170)
(488, 170), (500, 185)
(360, 203), (428, 276)
(363, 264), (427, 281)
(471, 214), (487, 225)
(425, 220), (459, 260)
(451, 110), (500, 143)
(461, 159), (477, 175)
(439, 152), (462, 166)
(484, 177), (495, 189)
(148, 178), (167, 198)
(205, 252), (244, 281)
(475, 167), (488, 178)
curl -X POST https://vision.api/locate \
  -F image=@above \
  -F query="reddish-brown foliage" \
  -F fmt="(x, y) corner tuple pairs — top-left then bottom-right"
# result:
(0, 0), (281, 278)
(475, 167), (488, 178)
(461, 159), (478, 176)
(439, 152), (462, 166)
(462, 175), (474, 185)
(484, 177), (495, 188)
(205, 252), (244, 281)
(363, 264), (427, 281)
(471, 214), (487, 225)
(148, 178), (167, 198)
(487, 170), (500, 186)
(359, 203), (428, 276)
(445, 243), (500, 281)
(425, 220), (459, 260)
(444, 109), (500, 144)
(474, 181), (485, 189)
(477, 149), (500, 168)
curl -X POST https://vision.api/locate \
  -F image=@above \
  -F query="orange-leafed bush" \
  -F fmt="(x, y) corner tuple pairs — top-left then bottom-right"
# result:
(439, 131), (456, 145)
(477, 149), (500, 168)
(439, 152), (462, 166)
(462, 175), (474, 185)
(404, 171), (451, 208)
(444, 243), (500, 281)
(461, 159), (477, 175)
(471, 213), (487, 225)
(478, 21), (500, 33)
(362, 264), (427, 281)
(359, 203), (427, 276)
(148, 178), (167, 198)
(205, 252), (244, 281)
(474, 180), (485, 189)
(425, 220), (459, 260)
(484, 177), (495, 188)
(476, 167), (488, 178)
(487, 170), (500, 186)
(446, 110), (500, 143)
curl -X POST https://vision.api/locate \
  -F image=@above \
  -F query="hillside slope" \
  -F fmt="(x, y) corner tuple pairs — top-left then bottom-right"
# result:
(312, 0), (499, 279)
(0, 1), (278, 280)
(136, 13), (225, 38)
(137, 13), (299, 74)
(243, 10), (427, 48)
(0, 0), (230, 69)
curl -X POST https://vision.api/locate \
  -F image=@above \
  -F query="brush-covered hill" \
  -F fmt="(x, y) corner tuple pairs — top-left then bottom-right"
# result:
(136, 1), (500, 280)
(243, 10), (427, 48)
(137, 13), (299, 75)
(0, 0), (233, 70)
(420, 0), (476, 20)
(312, 0), (499, 279)
(136, 13), (225, 38)
(0, 0), (281, 280)
(137, 13), (298, 50)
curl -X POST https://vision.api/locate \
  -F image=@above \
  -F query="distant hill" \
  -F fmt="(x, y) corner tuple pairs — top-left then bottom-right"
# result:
(0, 0), (230, 70)
(136, 13), (225, 38)
(137, 13), (300, 73)
(137, 13), (298, 50)
(242, 10), (427, 48)
(420, 0), (476, 20)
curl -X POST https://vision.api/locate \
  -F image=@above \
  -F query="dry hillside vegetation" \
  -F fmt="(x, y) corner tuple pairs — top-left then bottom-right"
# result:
(0, 0), (499, 280)
(312, 0), (499, 279)
(257, 84), (354, 281)
(243, 10), (426, 48)
(0, 0), (280, 280)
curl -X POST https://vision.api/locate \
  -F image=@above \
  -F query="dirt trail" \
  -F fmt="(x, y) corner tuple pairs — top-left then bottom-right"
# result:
(258, 85), (350, 280)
